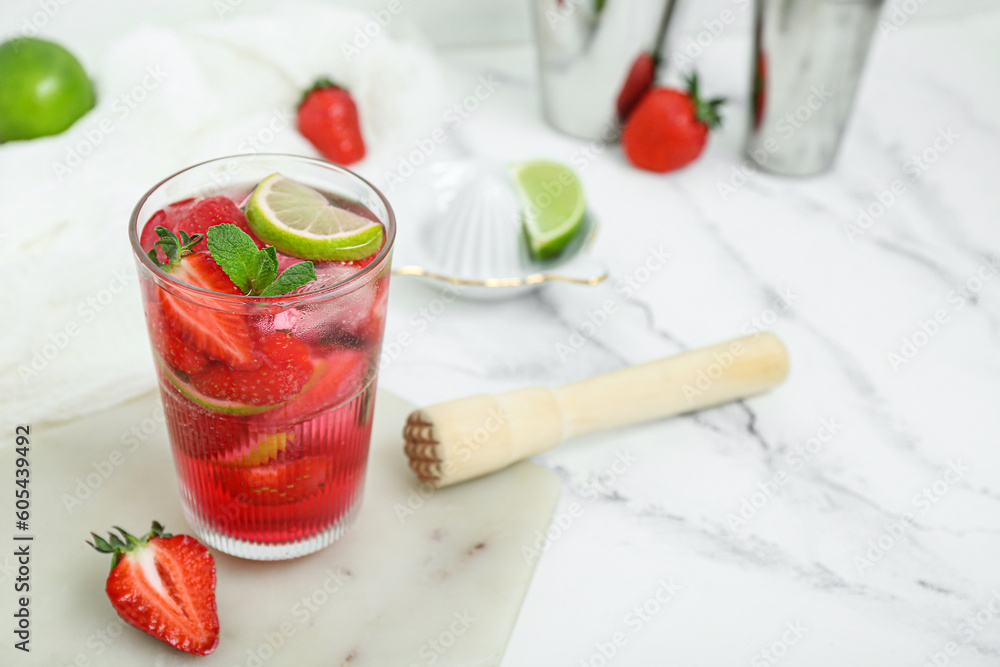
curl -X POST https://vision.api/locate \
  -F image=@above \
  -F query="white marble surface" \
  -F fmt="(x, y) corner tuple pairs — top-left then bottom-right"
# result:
(378, 9), (1000, 667)
(2, 0), (1000, 664)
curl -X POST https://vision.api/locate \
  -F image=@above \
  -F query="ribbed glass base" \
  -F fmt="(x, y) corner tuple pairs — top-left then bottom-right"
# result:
(161, 375), (377, 561)
(184, 499), (362, 560)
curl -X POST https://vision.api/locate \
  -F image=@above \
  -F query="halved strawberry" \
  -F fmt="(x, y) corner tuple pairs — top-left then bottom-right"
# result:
(88, 522), (219, 656)
(190, 331), (314, 406)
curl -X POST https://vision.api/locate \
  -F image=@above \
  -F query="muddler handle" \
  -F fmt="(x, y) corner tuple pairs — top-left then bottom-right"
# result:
(404, 333), (789, 487)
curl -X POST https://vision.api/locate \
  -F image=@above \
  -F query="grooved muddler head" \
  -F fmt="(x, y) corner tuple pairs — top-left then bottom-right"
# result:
(403, 411), (442, 485)
(401, 394), (525, 488)
(402, 390), (560, 488)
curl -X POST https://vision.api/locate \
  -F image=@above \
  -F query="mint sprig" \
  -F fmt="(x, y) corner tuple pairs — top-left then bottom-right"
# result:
(147, 227), (203, 269)
(206, 224), (316, 297)
(261, 261), (316, 297)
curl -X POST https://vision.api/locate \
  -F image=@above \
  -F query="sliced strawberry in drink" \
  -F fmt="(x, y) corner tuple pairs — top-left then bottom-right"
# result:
(167, 402), (250, 461)
(174, 196), (265, 249)
(148, 306), (210, 377)
(141, 198), (196, 262)
(158, 251), (257, 369)
(161, 332), (210, 376)
(257, 347), (369, 423)
(190, 331), (314, 406)
(141, 196), (264, 262)
(214, 456), (338, 506)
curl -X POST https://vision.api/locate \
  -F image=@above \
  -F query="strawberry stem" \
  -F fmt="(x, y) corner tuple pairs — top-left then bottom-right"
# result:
(299, 77), (345, 108)
(685, 72), (726, 130)
(87, 521), (173, 569)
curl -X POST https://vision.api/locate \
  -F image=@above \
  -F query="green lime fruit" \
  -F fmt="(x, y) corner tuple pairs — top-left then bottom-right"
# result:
(0, 37), (96, 142)
(510, 159), (586, 261)
(245, 173), (384, 261)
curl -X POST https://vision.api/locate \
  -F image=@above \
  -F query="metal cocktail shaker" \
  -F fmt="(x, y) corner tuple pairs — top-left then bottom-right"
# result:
(746, 0), (885, 176)
(530, 0), (677, 140)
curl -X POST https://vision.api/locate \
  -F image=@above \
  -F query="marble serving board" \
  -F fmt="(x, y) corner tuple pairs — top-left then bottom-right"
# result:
(0, 391), (561, 666)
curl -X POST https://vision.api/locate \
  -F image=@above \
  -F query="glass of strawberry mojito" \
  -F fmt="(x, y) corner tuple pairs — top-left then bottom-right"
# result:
(129, 154), (394, 560)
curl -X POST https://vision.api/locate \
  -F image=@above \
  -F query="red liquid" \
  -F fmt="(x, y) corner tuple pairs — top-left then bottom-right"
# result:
(138, 190), (389, 554)
(162, 372), (376, 545)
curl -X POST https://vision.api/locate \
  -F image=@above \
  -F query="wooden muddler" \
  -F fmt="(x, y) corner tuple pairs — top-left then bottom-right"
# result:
(403, 333), (789, 487)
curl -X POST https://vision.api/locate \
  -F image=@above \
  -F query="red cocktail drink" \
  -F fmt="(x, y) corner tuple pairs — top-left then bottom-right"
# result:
(129, 155), (394, 560)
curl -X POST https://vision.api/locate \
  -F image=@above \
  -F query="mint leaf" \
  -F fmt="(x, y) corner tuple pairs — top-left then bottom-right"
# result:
(205, 223), (315, 296)
(207, 224), (277, 294)
(148, 227), (203, 269)
(154, 227), (180, 264)
(249, 246), (278, 295)
(263, 245), (277, 270)
(261, 261), (317, 297)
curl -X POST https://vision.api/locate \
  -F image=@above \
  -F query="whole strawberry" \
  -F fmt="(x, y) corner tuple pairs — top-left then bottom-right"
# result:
(622, 74), (724, 173)
(297, 78), (365, 165)
(88, 522), (220, 656)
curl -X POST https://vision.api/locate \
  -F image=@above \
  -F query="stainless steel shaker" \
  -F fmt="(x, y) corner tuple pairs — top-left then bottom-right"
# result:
(746, 0), (885, 176)
(530, 0), (678, 140)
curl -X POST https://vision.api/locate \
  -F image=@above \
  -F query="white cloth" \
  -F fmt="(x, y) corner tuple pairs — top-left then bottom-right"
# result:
(0, 2), (445, 425)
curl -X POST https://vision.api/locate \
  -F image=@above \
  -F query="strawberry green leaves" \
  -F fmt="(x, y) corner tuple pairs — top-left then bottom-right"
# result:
(206, 223), (316, 297)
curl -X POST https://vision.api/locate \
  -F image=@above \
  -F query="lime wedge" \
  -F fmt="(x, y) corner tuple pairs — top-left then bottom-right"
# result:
(510, 160), (586, 261)
(245, 173), (383, 261)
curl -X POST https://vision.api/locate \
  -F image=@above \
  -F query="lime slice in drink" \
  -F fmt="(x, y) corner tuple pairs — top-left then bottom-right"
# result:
(159, 361), (278, 416)
(235, 432), (290, 466)
(245, 173), (383, 261)
(510, 160), (586, 261)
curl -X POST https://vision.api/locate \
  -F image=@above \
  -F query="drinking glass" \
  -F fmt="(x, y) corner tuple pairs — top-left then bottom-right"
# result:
(129, 154), (394, 560)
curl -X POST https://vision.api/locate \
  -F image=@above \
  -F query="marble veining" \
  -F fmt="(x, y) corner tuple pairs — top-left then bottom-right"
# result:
(1, 1), (998, 664)
(379, 8), (1000, 666)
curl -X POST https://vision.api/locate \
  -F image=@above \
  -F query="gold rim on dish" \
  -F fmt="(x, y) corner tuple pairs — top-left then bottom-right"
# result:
(392, 265), (608, 287)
